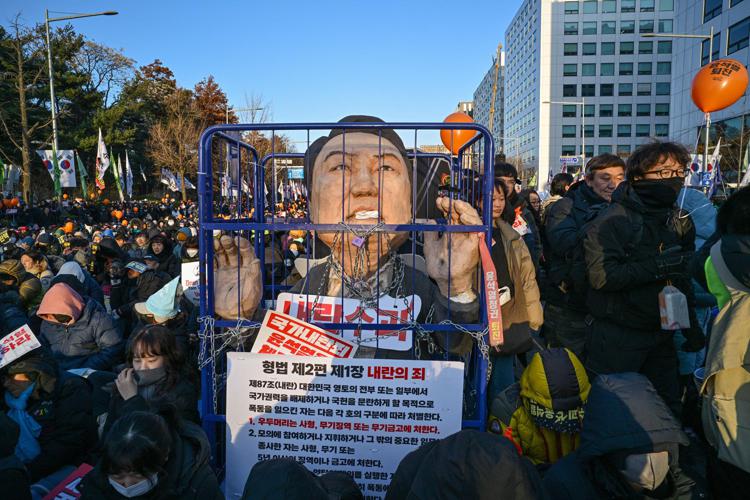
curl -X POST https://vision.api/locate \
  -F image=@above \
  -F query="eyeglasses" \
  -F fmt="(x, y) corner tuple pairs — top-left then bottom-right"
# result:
(647, 168), (689, 179)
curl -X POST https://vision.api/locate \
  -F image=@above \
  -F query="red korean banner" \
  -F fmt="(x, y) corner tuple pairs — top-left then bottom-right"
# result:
(252, 309), (358, 358)
(478, 238), (504, 347)
(0, 324), (42, 369)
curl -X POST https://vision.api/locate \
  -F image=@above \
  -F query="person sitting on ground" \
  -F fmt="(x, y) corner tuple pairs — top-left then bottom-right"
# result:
(110, 260), (171, 335)
(49, 261), (105, 307)
(1, 348), (97, 495)
(79, 410), (223, 499)
(543, 372), (696, 499)
(242, 458), (362, 500)
(102, 325), (199, 437)
(0, 259), (43, 312)
(489, 347), (590, 466)
(20, 251), (55, 293)
(386, 429), (547, 499)
(148, 234), (180, 278)
(131, 277), (192, 350)
(0, 412), (31, 500)
(540, 172), (574, 222)
(36, 283), (123, 371)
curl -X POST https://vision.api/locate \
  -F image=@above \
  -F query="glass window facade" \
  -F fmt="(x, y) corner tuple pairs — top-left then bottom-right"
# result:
(728, 17), (750, 54)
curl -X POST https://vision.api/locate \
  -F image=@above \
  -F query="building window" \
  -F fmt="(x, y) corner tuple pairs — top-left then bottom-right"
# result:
(655, 124), (669, 136)
(583, 21), (597, 34)
(659, 0), (674, 10)
(583, 0), (598, 13)
(637, 103), (651, 116)
(584, 145), (595, 157)
(602, 0), (617, 12)
(638, 62), (653, 75)
(656, 82), (671, 95)
(563, 84), (578, 96)
(618, 124), (632, 137)
(641, 0), (655, 11)
(704, 0), (722, 22)
(655, 103), (670, 116)
(728, 17), (750, 54)
(639, 41), (654, 54)
(637, 82), (652, 95)
(636, 124), (651, 137)
(562, 145), (577, 155)
(601, 62), (615, 75)
(582, 42), (597, 55)
(601, 42), (616, 55)
(620, 41), (634, 54)
(564, 63), (578, 76)
(657, 61), (672, 74)
(701, 33), (721, 65)
(599, 145), (613, 154)
(599, 124), (613, 137)
(582, 63), (596, 76)
(731, 0), (745, 6)
(600, 104), (614, 117)
(565, 1), (580, 14)
(617, 144), (632, 155)
(562, 104), (577, 117)
(639, 20), (655, 33)
(602, 21), (616, 34)
(658, 19), (673, 33)
(618, 103), (633, 116)
(583, 125), (595, 138)
(619, 62), (634, 75)
(658, 40), (672, 53)
(584, 104), (596, 117)
(562, 125), (577, 138)
(619, 83), (633, 95)
(622, 0), (636, 11)
(621, 20), (635, 34)
(564, 43), (578, 55)
(600, 83), (614, 96)
(565, 22), (579, 35)
(582, 84), (596, 96)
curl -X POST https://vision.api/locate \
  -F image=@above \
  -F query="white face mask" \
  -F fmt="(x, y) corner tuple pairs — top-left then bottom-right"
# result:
(108, 473), (159, 498)
(186, 248), (198, 258)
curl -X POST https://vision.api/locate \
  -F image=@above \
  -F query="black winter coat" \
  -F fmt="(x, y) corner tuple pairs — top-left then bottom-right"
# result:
(149, 236), (181, 278)
(0, 289), (28, 335)
(543, 373), (694, 499)
(79, 421), (223, 500)
(583, 182), (696, 330)
(544, 182), (608, 310)
(0, 354), (97, 482)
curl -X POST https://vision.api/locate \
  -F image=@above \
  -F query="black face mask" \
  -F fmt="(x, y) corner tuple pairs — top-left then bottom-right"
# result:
(632, 178), (683, 207)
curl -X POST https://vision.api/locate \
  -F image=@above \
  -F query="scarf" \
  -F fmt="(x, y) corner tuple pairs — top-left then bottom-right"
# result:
(4, 383), (42, 463)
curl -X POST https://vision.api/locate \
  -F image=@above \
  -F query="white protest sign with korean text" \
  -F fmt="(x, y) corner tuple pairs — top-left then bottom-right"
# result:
(252, 309), (358, 358)
(0, 324), (41, 369)
(275, 293), (421, 351)
(225, 353), (463, 499)
(180, 261), (200, 306)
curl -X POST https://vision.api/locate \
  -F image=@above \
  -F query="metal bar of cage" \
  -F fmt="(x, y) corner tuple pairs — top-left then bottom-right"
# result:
(197, 121), (495, 460)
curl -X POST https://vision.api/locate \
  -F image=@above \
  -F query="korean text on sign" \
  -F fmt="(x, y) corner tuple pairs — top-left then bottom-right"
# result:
(252, 310), (358, 358)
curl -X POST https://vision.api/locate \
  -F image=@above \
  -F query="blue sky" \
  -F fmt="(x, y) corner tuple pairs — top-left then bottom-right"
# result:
(4, 0), (521, 144)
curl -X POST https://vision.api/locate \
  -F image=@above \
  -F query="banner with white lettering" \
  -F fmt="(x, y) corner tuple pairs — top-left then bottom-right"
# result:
(225, 353), (463, 499)
(275, 293), (421, 351)
(0, 324), (41, 369)
(252, 310), (358, 358)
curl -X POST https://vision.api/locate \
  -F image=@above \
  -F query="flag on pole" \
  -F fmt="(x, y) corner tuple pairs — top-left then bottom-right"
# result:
(96, 129), (109, 190)
(75, 152), (88, 196)
(139, 163), (147, 182)
(125, 152), (133, 199)
(110, 150), (124, 202)
(36, 150), (75, 190)
(117, 155), (125, 193)
(160, 168), (179, 192)
(0, 157), (5, 192)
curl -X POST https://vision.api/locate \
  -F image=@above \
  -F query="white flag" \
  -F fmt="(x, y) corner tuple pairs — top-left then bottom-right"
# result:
(125, 151), (133, 199)
(160, 168), (179, 192)
(36, 150), (77, 188)
(95, 128), (109, 190)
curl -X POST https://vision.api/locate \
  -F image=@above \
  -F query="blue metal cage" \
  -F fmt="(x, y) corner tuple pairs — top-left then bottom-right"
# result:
(197, 121), (496, 467)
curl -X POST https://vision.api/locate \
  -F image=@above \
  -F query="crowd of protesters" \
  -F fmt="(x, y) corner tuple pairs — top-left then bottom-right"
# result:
(0, 136), (748, 499)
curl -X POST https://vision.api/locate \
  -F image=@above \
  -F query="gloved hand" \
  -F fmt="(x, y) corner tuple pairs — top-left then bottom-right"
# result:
(655, 248), (693, 280)
(681, 324), (705, 352)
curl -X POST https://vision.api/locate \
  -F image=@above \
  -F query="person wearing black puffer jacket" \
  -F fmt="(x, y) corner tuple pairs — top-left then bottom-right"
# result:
(543, 372), (698, 499)
(148, 234), (180, 279)
(582, 142), (704, 417)
(79, 410), (222, 500)
(0, 283), (28, 335)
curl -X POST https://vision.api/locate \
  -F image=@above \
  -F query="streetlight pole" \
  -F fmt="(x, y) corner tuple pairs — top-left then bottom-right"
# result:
(643, 27), (715, 176)
(544, 99), (586, 173)
(45, 10), (118, 152)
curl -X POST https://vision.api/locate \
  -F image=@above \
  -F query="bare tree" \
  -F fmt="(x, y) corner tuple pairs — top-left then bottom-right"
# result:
(146, 89), (202, 200)
(73, 41), (134, 107)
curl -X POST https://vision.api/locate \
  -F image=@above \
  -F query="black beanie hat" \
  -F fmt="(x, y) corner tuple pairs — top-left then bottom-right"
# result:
(303, 115), (412, 195)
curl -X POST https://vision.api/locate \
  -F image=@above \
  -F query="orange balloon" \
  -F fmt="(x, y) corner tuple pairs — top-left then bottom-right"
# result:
(62, 193), (69, 200)
(440, 112), (477, 155)
(63, 222), (74, 234)
(122, 219), (128, 226)
(89, 193), (96, 200)
(692, 58), (749, 113)
(10, 197), (19, 208)
(103, 199), (110, 205)
(133, 207), (139, 213)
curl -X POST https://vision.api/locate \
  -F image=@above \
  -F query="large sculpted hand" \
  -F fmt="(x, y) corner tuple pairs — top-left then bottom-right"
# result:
(423, 197), (481, 299)
(213, 235), (263, 320)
